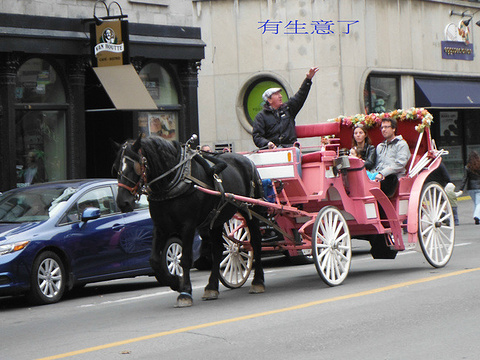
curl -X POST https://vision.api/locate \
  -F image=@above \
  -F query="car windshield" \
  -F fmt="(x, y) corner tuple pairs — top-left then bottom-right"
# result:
(0, 185), (78, 223)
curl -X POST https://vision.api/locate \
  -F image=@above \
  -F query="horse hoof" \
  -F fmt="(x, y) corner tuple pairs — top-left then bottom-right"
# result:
(249, 284), (265, 294)
(202, 289), (219, 301)
(174, 293), (193, 308)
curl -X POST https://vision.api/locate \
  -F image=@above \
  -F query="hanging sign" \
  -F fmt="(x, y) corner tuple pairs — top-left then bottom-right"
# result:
(90, 19), (130, 67)
(441, 22), (474, 61)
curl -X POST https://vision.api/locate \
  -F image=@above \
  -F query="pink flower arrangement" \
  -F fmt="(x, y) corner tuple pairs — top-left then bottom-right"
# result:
(332, 108), (433, 133)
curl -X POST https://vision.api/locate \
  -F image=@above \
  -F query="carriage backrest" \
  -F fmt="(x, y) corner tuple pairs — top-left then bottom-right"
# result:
(296, 119), (431, 159)
(295, 122), (341, 139)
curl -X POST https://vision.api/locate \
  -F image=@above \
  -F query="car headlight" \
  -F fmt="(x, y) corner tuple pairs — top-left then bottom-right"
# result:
(0, 241), (30, 256)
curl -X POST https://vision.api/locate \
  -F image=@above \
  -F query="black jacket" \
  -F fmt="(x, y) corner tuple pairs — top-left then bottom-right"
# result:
(460, 166), (480, 190)
(252, 78), (312, 148)
(357, 144), (376, 171)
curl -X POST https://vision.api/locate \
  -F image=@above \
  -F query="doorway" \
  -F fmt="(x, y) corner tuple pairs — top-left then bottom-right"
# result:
(85, 111), (133, 179)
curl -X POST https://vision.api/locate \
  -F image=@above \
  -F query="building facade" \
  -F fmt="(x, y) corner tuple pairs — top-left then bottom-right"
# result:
(193, 0), (480, 183)
(0, 0), (205, 191)
(3, 0), (480, 191)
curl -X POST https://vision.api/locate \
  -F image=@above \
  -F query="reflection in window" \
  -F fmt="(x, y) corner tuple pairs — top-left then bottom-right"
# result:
(63, 187), (115, 224)
(15, 58), (66, 104)
(16, 111), (66, 186)
(139, 63), (178, 106)
(364, 76), (400, 114)
(244, 78), (288, 126)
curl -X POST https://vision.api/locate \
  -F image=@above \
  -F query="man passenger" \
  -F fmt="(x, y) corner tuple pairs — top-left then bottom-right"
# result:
(374, 117), (411, 197)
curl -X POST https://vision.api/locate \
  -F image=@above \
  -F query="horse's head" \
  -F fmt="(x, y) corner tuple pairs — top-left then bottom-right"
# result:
(113, 135), (145, 213)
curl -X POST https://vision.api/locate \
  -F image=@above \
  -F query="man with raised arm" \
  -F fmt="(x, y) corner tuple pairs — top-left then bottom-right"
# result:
(252, 67), (319, 149)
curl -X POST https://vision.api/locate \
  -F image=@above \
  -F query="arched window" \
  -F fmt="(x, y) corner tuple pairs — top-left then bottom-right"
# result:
(363, 75), (400, 114)
(15, 58), (67, 186)
(137, 63), (180, 141)
(244, 78), (288, 127)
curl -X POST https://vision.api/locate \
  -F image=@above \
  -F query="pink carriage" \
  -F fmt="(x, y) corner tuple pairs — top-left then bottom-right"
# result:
(197, 109), (455, 288)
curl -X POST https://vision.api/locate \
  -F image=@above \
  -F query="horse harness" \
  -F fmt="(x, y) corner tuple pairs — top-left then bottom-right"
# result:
(118, 141), (227, 201)
(118, 140), (262, 229)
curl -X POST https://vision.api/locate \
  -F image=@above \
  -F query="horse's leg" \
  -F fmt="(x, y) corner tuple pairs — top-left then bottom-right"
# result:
(149, 225), (169, 280)
(202, 227), (222, 301)
(248, 216), (265, 294)
(175, 226), (195, 308)
(149, 226), (183, 291)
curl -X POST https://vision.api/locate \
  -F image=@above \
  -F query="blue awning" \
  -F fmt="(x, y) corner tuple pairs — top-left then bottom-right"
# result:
(415, 79), (480, 107)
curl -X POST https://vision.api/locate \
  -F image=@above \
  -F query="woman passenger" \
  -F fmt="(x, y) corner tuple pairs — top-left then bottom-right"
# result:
(350, 124), (376, 171)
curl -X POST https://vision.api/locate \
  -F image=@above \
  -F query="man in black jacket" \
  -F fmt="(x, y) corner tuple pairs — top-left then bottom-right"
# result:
(252, 67), (319, 149)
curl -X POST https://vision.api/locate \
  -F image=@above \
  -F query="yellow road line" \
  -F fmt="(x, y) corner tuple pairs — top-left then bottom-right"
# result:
(37, 267), (480, 360)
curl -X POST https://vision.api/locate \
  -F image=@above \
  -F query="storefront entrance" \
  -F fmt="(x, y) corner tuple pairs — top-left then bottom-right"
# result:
(85, 111), (132, 179)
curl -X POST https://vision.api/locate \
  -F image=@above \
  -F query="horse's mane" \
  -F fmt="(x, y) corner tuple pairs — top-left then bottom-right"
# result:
(140, 135), (181, 182)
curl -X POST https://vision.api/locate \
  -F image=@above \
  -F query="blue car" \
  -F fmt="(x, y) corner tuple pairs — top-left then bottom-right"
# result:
(0, 179), (187, 305)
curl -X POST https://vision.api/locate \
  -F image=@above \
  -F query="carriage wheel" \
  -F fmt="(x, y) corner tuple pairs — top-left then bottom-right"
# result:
(219, 213), (253, 289)
(418, 182), (455, 268)
(312, 206), (352, 286)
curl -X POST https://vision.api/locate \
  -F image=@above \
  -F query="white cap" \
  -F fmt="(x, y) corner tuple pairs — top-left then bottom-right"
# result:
(262, 88), (282, 101)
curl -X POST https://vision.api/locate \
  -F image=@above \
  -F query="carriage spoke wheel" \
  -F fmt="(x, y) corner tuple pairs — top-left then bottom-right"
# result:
(418, 182), (455, 268)
(312, 206), (352, 286)
(219, 213), (253, 289)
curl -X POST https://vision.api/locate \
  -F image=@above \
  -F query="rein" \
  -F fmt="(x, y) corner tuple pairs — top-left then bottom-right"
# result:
(118, 138), (199, 201)
(146, 149), (197, 193)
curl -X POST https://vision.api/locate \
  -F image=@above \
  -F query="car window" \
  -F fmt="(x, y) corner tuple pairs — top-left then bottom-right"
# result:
(60, 187), (116, 224)
(0, 186), (77, 223)
(134, 194), (149, 210)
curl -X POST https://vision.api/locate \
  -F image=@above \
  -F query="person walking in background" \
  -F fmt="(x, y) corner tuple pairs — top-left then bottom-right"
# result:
(445, 182), (463, 226)
(460, 151), (480, 225)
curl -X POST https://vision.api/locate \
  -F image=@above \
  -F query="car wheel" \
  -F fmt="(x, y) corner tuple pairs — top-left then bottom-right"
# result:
(27, 251), (66, 305)
(155, 237), (184, 286)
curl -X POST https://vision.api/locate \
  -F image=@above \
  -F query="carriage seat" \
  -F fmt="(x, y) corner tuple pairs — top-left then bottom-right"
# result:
(296, 122), (341, 165)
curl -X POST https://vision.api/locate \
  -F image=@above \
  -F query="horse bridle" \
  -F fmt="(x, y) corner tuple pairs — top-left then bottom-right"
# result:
(117, 143), (148, 198)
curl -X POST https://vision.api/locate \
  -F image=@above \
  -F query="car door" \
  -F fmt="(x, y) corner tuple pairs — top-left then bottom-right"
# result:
(118, 193), (154, 271)
(60, 186), (130, 280)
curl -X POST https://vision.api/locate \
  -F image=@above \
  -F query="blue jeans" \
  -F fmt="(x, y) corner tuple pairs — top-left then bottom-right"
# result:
(468, 189), (480, 220)
(452, 207), (459, 226)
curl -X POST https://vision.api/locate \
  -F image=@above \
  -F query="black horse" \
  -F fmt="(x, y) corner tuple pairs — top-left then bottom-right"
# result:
(113, 135), (265, 307)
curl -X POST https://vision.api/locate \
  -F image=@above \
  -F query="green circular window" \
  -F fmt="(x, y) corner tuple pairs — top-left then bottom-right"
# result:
(244, 78), (288, 126)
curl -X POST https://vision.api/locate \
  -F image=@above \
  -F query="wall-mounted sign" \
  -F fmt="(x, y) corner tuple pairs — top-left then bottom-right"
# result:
(90, 20), (130, 67)
(441, 40), (474, 61)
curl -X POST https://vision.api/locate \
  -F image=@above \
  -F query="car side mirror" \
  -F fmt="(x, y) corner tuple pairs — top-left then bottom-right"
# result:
(81, 207), (101, 222)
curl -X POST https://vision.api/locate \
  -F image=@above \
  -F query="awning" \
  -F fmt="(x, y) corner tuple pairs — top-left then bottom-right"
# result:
(415, 78), (480, 108)
(93, 64), (158, 110)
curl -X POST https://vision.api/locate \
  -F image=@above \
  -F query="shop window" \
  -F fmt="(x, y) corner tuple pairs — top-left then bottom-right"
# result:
(140, 63), (178, 105)
(243, 78), (288, 127)
(437, 111), (464, 183)
(364, 75), (400, 114)
(15, 111), (66, 186)
(138, 63), (180, 140)
(15, 58), (67, 187)
(15, 58), (66, 104)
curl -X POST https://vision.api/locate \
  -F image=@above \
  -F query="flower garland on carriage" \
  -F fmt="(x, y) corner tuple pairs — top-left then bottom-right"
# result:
(330, 107), (433, 133)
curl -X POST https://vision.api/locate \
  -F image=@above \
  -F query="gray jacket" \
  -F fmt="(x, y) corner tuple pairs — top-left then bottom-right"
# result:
(374, 135), (411, 178)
